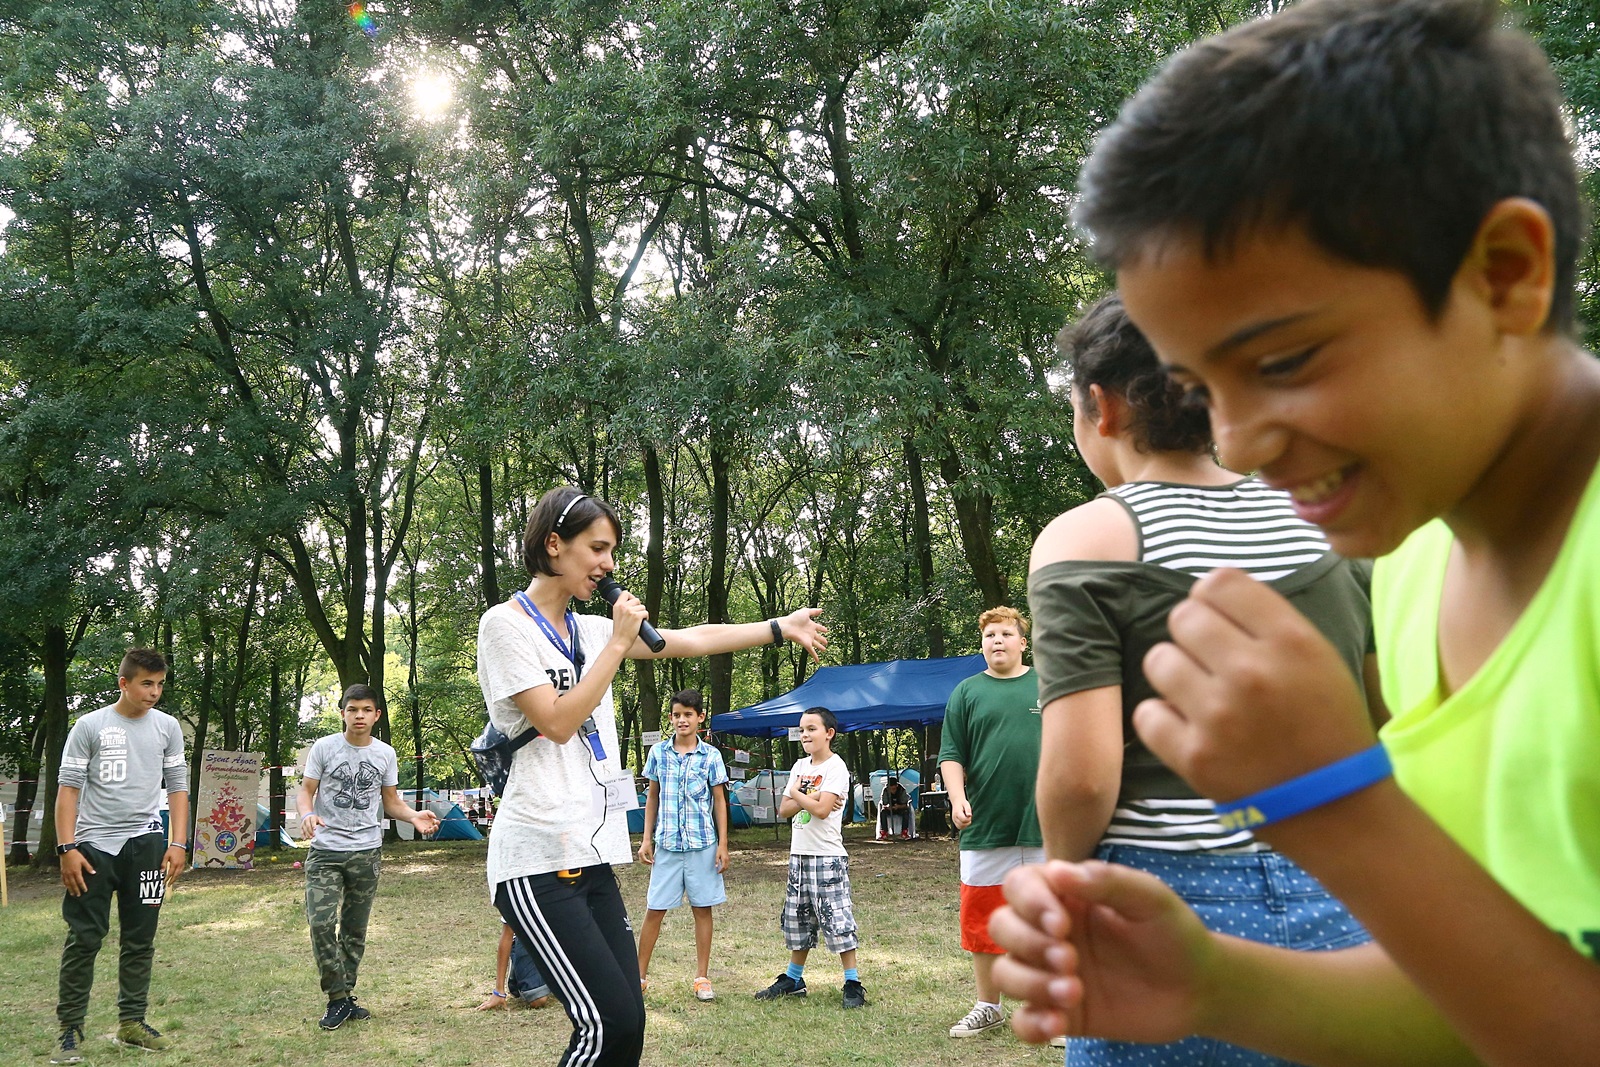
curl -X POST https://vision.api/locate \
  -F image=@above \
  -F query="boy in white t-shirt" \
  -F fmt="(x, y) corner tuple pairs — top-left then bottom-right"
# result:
(753, 707), (866, 1009)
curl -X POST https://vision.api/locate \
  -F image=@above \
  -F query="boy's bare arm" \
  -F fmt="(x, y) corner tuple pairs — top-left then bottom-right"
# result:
(712, 783), (729, 872)
(990, 860), (1478, 1067)
(382, 785), (440, 834)
(296, 778), (320, 838)
(163, 790), (189, 883)
(638, 781), (660, 864)
(55, 786), (94, 895)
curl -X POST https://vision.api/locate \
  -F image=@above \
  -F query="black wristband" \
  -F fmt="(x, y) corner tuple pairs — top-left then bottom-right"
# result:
(769, 619), (783, 645)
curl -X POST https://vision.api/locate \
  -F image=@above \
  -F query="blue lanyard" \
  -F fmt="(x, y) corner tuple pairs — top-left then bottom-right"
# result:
(513, 591), (583, 676)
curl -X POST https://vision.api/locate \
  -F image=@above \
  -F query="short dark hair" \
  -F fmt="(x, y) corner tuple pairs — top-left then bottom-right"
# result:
(1060, 293), (1211, 455)
(800, 706), (838, 734)
(1076, 0), (1584, 333)
(340, 684), (380, 709)
(670, 689), (704, 714)
(523, 487), (624, 578)
(118, 648), (168, 680)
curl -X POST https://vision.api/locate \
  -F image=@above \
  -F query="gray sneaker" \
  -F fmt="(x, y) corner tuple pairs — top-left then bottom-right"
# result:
(51, 1025), (85, 1065)
(949, 1002), (1005, 1037)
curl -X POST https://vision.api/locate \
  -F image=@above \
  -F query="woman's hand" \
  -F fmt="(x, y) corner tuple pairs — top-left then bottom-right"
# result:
(778, 607), (829, 662)
(607, 586), (649, 649)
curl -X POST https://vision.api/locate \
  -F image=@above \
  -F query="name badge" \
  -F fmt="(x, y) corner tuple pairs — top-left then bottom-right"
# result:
(592, 776), (640, 817)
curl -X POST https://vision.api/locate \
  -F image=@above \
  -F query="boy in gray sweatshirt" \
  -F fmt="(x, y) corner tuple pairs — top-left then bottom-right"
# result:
(53, 648), (189, 1064)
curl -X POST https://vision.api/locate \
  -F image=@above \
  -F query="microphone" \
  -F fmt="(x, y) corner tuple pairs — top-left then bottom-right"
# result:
(595, 577), (667, 652)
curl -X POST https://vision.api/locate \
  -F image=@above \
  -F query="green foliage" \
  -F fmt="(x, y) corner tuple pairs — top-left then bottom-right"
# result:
(2, 0), (1594, 792)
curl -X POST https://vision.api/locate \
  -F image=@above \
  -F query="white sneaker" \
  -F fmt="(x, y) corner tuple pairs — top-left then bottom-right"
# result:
(949, 1002), (1006, 1038)
(1050, 1035), (1068, 1047)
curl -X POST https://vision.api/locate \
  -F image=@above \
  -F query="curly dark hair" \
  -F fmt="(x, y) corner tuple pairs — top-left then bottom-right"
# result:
(1059, 293), (1211, 455)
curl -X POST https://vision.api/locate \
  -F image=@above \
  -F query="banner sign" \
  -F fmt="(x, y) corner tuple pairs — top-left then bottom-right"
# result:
(193, 750), (263, 870)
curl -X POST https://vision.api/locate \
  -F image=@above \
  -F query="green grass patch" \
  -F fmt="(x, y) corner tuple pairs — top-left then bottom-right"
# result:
(1, 828), (1061, 1065)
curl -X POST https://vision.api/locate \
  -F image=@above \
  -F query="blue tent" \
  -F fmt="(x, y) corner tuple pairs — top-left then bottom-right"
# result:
(433, 803), (484, 841)
(711, 655), (985, 737)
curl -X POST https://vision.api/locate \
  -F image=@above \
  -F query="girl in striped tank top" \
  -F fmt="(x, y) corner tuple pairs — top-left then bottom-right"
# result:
(1025, 294), (1377, 1067)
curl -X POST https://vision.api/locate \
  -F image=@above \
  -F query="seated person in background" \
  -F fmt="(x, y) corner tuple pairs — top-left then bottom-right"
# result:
(477, 922), (552, 1010)
(878, 777), (914, 840)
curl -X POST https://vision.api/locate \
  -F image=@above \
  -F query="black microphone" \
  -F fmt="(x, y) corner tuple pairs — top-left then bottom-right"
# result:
(595, 577), (667, 652)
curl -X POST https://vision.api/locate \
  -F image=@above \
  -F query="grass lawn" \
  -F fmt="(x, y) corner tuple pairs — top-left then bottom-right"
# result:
(1, 827), (1065, 1066)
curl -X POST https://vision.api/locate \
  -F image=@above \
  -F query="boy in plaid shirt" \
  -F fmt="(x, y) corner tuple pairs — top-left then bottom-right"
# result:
(635, 690), (729, 1001)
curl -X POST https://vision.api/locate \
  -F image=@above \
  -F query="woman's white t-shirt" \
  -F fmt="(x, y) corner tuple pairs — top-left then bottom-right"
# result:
(476, 600), (632, 893)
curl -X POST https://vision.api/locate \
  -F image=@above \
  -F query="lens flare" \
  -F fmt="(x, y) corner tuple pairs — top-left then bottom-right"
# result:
(347, 3), (378, 39)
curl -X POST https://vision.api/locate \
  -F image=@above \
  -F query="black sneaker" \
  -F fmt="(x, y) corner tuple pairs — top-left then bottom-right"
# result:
(842, 979), (868, 1009)
(319, 997), (355, 1031)
(345, 996), (371, 1021)
(51, 1025), (85, 1065)
(753, 973), (807, 1000)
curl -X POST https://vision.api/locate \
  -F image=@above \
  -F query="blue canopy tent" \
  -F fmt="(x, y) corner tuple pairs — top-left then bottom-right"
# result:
(710, 655), (984, 737)
(711, 655), (983, 830)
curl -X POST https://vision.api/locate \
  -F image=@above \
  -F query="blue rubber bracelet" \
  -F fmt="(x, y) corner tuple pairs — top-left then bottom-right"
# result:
(1214, 744), (1392, 832)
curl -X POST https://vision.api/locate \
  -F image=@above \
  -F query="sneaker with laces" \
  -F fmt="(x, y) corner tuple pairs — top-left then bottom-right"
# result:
(949, 1003), (1006, 1037)
(51, 1025), (85, 1065)
(753, 973), (807, 1000)
(113, 1019), (173, 1051)
(345, 996), (371, 1021)
(693, 976), (715, 1001)
(841, 979), (868, 1009)
(318, 997), (355, 1031)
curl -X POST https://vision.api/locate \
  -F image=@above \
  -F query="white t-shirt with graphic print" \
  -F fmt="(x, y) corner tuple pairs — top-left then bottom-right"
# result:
(785, 753), (849, 857)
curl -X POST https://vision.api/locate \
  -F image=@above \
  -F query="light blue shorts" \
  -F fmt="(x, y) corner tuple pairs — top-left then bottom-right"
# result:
(1066, 844), (1370, 1067)
(645, 844), (726, 911)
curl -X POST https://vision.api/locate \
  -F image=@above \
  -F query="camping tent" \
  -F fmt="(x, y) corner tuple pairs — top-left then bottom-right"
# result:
(428, 801), (484, 841)
(711, 655), (985, 737)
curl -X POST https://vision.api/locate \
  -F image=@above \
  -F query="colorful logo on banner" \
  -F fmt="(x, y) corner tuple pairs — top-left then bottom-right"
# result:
(194, 750), (263, 870)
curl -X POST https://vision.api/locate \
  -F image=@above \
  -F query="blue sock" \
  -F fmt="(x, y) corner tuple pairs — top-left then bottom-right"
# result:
(786, 962), (805, 982)
(843, 968), (859, 983)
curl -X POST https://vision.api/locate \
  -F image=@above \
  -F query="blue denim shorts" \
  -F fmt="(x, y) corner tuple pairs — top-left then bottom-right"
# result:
(645, 843), (726, 911)
(1065, 845), (1370, 1067)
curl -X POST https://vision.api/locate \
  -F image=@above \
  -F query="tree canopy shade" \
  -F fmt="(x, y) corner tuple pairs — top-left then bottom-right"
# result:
(711, 654), (985, 737)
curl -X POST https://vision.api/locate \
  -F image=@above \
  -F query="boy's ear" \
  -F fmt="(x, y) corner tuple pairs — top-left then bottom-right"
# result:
(1463, 197), (1555, 336)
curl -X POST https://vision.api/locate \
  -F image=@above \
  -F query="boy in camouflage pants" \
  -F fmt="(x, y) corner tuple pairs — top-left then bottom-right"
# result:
(296, 685), (438, 1030)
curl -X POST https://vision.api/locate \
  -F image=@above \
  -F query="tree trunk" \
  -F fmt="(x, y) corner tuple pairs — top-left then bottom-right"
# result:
(35, 623), (71, 868)
(904, 435), (946, 656)
(634, 444), (668, 769)
(478, 461), (500, 610)
(707, 439), (733, 718)
(267, 658), (285, 851)
(936, 445), (1007, 608)
(187, 618), (216, 832)
(9, 712), (45, 865)
(407, 553), (425, 807)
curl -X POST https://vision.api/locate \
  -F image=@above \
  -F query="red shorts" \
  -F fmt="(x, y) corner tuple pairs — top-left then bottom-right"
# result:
(959, 882), (1007, 954)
